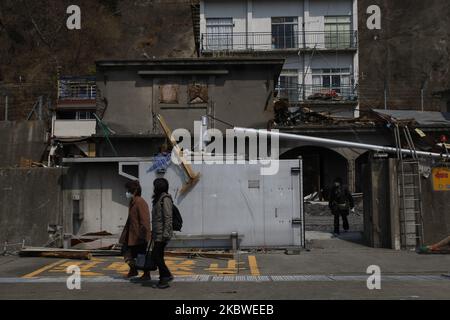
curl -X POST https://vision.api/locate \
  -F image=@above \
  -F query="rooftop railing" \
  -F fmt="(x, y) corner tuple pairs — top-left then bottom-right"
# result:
(58, 76), (97, 100)
(201, 30), (357, 52)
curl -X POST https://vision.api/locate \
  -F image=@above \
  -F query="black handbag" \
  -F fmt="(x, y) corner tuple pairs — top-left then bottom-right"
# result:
(136, 240), (157, 271)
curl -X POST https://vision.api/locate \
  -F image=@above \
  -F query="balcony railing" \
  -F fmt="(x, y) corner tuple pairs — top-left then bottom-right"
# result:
(276, 84), (358, 103)
(201, 31), (357, 52)
(58, 76), (96, 100)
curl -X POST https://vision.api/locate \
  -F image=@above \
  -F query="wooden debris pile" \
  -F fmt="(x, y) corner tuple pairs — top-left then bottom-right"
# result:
(418, 235), (450, 254)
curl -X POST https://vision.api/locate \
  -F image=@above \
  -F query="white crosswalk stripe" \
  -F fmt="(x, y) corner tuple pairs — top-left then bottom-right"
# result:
(0, 274), (447, 283)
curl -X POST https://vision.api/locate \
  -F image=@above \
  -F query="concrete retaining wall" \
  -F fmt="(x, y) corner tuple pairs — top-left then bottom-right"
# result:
(0, 168), (64, 247)
(0, 121), (48, 167)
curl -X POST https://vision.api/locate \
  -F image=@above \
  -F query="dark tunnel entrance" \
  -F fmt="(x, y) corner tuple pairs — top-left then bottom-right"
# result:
(281, 146), (349, 200)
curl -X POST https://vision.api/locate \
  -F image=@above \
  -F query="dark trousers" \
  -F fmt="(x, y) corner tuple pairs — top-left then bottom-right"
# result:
(151, 241), (172, 280)
(333, 210), (349, 234)
(123, 242), (147, 264)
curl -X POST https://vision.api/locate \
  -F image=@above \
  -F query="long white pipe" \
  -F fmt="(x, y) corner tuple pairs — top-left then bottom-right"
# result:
(233, 127), (450, 159)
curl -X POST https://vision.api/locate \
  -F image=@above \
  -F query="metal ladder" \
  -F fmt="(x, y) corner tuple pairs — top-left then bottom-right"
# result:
(394, 124), (424, 250)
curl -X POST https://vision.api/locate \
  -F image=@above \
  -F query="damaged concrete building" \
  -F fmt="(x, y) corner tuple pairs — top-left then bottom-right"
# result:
(1, 0), (449, 253)
(194, 0), (450, 250)
(57, 58), (309, 249)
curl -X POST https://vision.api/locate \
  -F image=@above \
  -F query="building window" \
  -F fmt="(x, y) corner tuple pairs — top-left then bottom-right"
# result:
(311, 68), (352, 98)
(277, 70), (299, 101)
(272, 17), (298, 49)
(206, 18), (233, 50)
(159, 84), (179, 104)
(324, 16), (352, 48)
(76, 111), (95, 120)
(57, 111), (95, 120)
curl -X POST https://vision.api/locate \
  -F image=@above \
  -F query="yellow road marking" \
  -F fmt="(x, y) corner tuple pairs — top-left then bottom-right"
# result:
(205, 260), (244, 275)
(166, 259), (195, 276)
(248, 256), (260, 276)
(21, 256), (259, 278)
(22, 259), (67, 279)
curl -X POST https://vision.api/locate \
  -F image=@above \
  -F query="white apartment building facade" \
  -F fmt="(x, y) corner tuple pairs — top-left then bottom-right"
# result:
(199, 0), (359, 116)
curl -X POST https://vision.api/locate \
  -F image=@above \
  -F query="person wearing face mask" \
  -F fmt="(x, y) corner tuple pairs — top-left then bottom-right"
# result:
(119, 180), (152, 279)
(328, 177), (355, 236)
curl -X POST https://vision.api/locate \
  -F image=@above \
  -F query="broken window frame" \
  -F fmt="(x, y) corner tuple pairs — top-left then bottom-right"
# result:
(311, 68), (352, 98)
(187, 81), (209, 105)
(159, 83), (180, 104)
(277, 69), (299, 102)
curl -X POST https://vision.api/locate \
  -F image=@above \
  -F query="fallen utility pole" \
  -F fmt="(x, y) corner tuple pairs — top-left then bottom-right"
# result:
(233, 127), (450, 159)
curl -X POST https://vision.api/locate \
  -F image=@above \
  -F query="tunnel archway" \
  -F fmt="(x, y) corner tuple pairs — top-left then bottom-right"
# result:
(281, 146), (349, 200)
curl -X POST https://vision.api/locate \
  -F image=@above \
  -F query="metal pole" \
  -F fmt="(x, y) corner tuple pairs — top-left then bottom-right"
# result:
(200, 115), (208, 152)
(298, 156), (305, 248)
(421, 88), (424, 112)
(384, 88), (387, 110)
(4, 96), (8, 121)
(38, 96), (43, 120)
(233, 127), (450, 159)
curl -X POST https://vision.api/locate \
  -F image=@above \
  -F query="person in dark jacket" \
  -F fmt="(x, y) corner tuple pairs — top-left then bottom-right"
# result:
(119, 180), (152, 279)
(150, 178), (174, 289)
(328, 177), (355, 235)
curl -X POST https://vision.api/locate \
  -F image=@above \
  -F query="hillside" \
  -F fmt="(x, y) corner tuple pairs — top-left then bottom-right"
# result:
(0, 0), (197, 120)
(358, 0), (450, 111)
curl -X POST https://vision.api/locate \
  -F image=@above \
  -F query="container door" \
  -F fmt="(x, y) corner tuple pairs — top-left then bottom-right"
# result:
(263, 160), (303, 247)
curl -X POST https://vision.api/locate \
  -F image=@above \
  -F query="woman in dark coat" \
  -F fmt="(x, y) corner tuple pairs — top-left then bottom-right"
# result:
(119, 180), (152, 279)
(150, 178), (174, 289)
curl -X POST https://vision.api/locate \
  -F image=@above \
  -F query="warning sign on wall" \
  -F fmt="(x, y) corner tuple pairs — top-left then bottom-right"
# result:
(432, 167), (450, 191)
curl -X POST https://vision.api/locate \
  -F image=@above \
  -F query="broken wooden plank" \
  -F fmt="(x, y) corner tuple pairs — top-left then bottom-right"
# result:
(72, 239), (117, 251)
(82, 231), (113, 236)
(90, 250), (121, 257)
(430, 235), (450, 251)
(165, 250), (234, 259)
(19, 248), (92, 260)
(419, 235), (450, 254)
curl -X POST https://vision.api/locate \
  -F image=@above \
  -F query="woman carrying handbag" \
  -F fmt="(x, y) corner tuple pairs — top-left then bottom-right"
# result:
(150, 178), (174, 289)
(119, 180), (152, 280)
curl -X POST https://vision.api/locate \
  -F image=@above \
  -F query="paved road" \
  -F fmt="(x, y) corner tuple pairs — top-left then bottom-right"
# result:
(1, 233), (449, 300)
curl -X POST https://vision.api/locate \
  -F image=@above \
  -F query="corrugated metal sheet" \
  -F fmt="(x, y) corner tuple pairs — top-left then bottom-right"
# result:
(373, 109), (450, 126)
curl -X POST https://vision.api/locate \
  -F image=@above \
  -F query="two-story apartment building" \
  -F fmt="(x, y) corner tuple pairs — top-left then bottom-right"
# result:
(199, 0), (358, 117)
